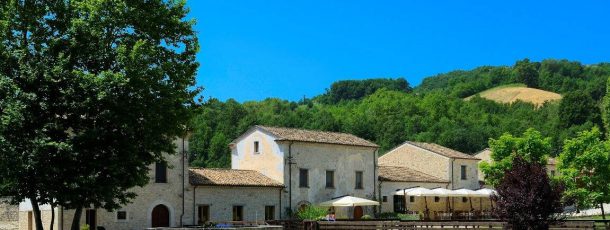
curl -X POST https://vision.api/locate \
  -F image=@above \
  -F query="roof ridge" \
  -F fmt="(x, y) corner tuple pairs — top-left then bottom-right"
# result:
(257, 125), (361, 136)
(378, 165), (445, 180)
(405, 141), (478, 160)
(189, 168), (258, 172)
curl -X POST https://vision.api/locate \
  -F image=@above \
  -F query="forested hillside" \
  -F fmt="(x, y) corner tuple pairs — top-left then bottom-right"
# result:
(189, 59), (610, 168)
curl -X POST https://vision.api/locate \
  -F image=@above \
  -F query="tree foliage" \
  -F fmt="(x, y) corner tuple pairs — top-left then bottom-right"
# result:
(480, 128), (553, 187)
(0, 1), (198, 229)
(493, 156), (564, 230)
(317, 78), (412, 103)
(514, 58), (540, 88)
(190, 59), (610, 169)
(558, 127), (610, 218)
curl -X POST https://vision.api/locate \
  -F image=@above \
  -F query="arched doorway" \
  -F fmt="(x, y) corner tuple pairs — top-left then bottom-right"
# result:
(353, 206), (363, 220)
(151, 204), (170, 227)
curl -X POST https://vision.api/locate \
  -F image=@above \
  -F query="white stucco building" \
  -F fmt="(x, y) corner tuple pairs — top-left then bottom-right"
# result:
(230, 126), (379, 219)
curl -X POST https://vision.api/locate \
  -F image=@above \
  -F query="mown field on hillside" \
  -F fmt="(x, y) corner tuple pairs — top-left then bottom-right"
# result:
(465, 84), (562, 107)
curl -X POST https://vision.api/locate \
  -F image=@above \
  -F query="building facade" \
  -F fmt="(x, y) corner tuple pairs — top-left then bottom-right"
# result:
(231, 126), (379, 218)
(378, 141), (480, 190)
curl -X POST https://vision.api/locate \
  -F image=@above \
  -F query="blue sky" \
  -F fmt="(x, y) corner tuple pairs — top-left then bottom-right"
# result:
(187, 0), (610, 102)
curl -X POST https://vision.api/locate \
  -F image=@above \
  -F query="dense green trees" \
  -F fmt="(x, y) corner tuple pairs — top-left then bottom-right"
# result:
(514, 58), (540, 88)
(317, 78), (412, 103)
(190, 59), (610, 168)
(480, 129), (553, 187)
(558, 127), (610, 220)
(0, 1), (198, 229)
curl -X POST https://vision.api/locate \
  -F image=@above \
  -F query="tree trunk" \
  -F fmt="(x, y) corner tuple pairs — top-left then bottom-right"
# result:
(30, 197), (44, 230)
(601, 202), (607, 227)
(70, 207), (83, 230)
(49, 204), (55, 230)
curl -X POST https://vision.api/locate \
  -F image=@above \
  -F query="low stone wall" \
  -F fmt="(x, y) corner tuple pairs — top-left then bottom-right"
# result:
(143, 226), (283, 230)
(0, 198), (19, 230)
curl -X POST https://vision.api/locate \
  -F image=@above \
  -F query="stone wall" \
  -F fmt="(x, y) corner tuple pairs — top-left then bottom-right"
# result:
(378, 143), (450, 181)
(0, 198), (18, 230)
(282, 142), (377, 217)
(193, 186), (282, 224)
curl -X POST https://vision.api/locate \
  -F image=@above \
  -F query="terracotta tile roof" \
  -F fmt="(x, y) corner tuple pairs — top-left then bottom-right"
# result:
(256, 125), (379, 148)
(406, 141), (479, 160)
(189, 168), (284, 187)
(378, 166), (449, 183)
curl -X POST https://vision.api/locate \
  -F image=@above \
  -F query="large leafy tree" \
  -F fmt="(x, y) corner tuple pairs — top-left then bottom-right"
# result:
(0, 1), (199, 230)
(558, 127), (610, 220)
(480, 128), (552, 187)
(602, 77), (610, 136)
(514, 58), (540, 88)
(494, 156), (564, 230)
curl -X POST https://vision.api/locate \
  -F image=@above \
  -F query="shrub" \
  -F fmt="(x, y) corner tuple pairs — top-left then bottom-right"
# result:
(377, 212), (419, 220)
(296, 205), (327, 220)
(80, 224), (89, 230)
(361, 214), (372, 220)
(494, 156), (564, 230)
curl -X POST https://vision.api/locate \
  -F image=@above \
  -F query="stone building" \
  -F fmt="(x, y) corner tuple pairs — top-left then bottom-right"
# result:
(377, 166), (449, 213)
(475, 148), (558, 185)
(377, 141), (483, 217)
(0, 197), (18, 230)
(230, 126), (379, 219)
(12, 126), (382, 229)
(378, 141), (480, 190)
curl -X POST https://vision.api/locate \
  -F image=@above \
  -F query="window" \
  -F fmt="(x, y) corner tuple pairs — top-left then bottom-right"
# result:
(254, 141), (260, 154)
(325, 170), (334, 188)
(462, 197), (468, 203)
(460, 165), (467, 180)
(265, 206), (275, 220)
(393, 195), (405, 213)
(434, 196), (440, 202)
(409, 196), (415, 202)
(198, 205), (210, 224)
(355, 171), (363, 189)
(116, 211), (127, 221)
(155, 162), (167, 183)
(382, 196), (388, 202)
(299, 168), (309, 188)
(232, 206), (243, 221)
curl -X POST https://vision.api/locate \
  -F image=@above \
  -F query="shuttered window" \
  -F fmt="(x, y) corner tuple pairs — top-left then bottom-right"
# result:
(155, 162), (167, 183)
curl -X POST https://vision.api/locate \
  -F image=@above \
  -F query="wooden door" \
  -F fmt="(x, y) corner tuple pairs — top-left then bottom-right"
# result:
(353, 206), (363, 220)
(151, 205), (170, 227)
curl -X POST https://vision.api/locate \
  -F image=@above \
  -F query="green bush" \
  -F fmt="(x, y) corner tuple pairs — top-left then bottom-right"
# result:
(80, 224), (89, 230)
(361, 214), (372, 220)
(296, 206), (327, 220)
(377, 212), (420, 220)
(397, 213), (420, 220)
(378, 212), (400, 219)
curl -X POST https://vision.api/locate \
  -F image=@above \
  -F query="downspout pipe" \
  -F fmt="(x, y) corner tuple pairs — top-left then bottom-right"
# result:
(192, 186), (197, 225)
(372, 148), (378, 214)
(287, 142), (294, 217)
(180, 137), (186, 226)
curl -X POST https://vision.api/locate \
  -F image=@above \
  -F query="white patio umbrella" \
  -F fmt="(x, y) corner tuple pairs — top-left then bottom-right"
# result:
(405, 187), (437, 215)
(453, 188), (478, 211)
(431, 188), (454, 211)
(475, 188), (497, 209)
(318, 195), (380, 207)
(475, 188), (497, 197)
(394, 187), (422, 213)
(394, 186), (421, 195)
